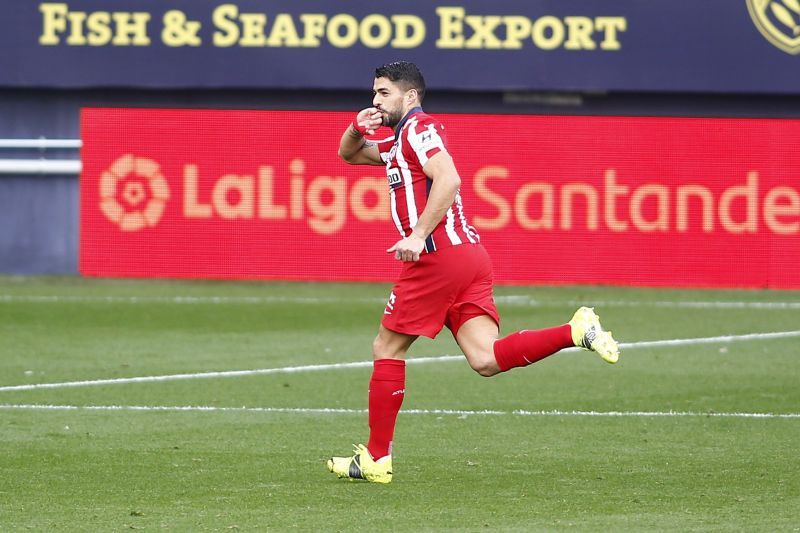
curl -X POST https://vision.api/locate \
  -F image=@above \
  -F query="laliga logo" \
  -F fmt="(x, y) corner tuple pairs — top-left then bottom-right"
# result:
(747, 0), (800, 54)
(99, 154), (170, 231)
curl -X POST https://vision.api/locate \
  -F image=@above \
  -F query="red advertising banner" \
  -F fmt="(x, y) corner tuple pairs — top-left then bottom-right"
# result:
(80, 108), (800, 288)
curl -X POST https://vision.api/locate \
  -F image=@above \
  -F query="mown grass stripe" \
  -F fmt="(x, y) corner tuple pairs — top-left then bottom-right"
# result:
(0, 330), (798, 393)
(2, 293), (799, 309)
(1, 404), (798, 419)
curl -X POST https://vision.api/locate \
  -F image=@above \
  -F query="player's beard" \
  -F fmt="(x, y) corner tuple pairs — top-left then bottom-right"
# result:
(380, 106), (404, 128)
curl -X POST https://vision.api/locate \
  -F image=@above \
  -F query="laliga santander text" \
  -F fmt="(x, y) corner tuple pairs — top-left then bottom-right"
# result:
(183, 159), (388, 235)
(178, 160), (798, 236)
(474, 168), (799, 235)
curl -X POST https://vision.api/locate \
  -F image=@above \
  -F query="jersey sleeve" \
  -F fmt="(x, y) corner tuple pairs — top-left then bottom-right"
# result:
(375, 135), (396, 163)
(406, 117), (448, 167)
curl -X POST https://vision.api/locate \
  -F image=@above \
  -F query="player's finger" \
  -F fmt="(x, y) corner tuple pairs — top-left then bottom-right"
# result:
(359, 108), (378, 124)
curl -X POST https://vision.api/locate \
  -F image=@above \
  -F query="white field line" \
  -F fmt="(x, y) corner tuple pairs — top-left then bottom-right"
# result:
(2, 293), (800, 310)
(512, 297), (800, 310)
(0, 294), (376, 305)
(1, 330), (798, 393)
(0, 403), (797, 419)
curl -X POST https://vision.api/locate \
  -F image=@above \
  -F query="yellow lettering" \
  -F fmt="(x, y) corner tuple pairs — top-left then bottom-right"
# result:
(42, 4), (210, 48)
(464, 16), (502, 49)
(327, 14), (358, 48)
(531, 16), (564, 50)
(87, 12), (112, 46)
(502, 16), (531, 49)
(66, 11), (87, 45)
(391, 15), (425, 48)
(239, 13), (267, 46)
(360, 14), (392, 48)
(111, 12), (151, 46)
(595, 17), (626, 50)
(436, 6), (465, 48)
(267, 13), (301, 47)
(299, 14), (326, 47)
(564, 16), (595, 50)
(39, 3), (68, 45)
(213, 4), (240, 47)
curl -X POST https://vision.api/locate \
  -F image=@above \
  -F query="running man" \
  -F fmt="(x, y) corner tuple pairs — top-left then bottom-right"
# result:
(327, 61), (619, 484)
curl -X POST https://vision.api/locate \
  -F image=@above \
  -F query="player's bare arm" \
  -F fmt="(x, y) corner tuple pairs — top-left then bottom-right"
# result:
(338, 108), (383, 166)
(387, 151), (461, 262)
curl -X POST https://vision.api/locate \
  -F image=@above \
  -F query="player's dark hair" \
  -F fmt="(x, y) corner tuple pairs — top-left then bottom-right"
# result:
(375, 61), (426, 103)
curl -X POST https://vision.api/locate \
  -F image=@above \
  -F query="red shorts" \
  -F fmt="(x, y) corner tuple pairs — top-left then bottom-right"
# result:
(381, 243), (500, 339)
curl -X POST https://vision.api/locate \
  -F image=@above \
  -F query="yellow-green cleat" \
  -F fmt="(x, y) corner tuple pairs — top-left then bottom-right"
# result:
(569, 306), (620, 364)
(327, 444), (393, 484)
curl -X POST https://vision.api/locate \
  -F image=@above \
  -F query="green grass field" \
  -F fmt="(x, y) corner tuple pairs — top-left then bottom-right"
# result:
(1, 276), (799, 531)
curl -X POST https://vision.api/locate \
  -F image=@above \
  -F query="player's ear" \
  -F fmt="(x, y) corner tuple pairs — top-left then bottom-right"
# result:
(406, 88), (418, 105)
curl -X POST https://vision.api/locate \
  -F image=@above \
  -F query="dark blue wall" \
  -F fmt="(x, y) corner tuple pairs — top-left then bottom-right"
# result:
(0, 176), (78, 274)
(5, 1), (800, 94)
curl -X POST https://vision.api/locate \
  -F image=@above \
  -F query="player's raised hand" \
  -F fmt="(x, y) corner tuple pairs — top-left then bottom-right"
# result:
(354, 107), (383, 136)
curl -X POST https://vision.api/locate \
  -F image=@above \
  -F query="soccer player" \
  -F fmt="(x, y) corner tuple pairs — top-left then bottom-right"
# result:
(327, 61), (619, 484)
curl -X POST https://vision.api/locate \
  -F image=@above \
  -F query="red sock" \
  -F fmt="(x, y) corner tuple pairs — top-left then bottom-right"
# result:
(366, 359), (406, 460)
(493, 324), (573, 372)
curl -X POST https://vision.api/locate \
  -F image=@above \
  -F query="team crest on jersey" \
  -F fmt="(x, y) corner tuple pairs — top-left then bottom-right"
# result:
(747, 0), (800, 54)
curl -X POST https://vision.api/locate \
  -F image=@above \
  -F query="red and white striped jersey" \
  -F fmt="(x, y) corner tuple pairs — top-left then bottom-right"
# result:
(376, 108), (479, 254)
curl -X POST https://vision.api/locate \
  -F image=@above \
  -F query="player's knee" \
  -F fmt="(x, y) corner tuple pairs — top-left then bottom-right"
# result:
(471, 362), (498, 378)
(466, 351), (499, 377)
